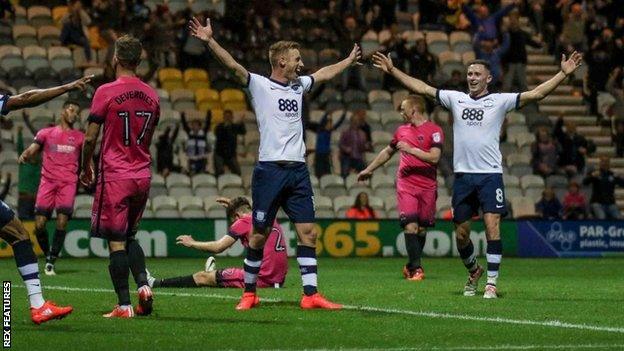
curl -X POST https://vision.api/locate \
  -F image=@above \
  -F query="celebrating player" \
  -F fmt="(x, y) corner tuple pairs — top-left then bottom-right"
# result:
(19, 101), (84, 276)
(373, 51), (582, 298)
(80, 35), (160, 318)
(0, 76), (91, 324)
(189, 17), (361, 310)
(358, 96), (443, 281)
(147, 197), (288, 289)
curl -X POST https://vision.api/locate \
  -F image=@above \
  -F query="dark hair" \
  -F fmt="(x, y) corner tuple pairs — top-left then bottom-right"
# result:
(353, 192), (375, 216)
(227, 197), (251, 219)
(63, 100), (81, 109)
(115, 35), (142, 69)
(467, 59), (491, 71)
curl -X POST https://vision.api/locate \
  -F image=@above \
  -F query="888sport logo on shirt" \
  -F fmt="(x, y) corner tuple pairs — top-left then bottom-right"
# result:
(461, 108), (484, 126)
(278, 98), (299, 118)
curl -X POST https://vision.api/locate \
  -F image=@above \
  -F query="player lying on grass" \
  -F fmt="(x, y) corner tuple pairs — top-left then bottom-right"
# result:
(0, 76), (92, 324)
(147, 197), (287, 289)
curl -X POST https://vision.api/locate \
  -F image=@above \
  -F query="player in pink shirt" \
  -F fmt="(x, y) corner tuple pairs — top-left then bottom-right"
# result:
(358, 95), (444, 281)
(19, 101), (84, 276)
(147, 197), (288, 290)
(80, 35), (160, 319)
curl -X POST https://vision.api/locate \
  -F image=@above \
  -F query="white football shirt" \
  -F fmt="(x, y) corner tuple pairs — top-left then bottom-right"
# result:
(246, 73), (314, 162)
(437, 90), (519, 174)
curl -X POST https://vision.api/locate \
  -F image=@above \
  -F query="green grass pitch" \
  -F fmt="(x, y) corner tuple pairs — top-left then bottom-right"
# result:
(2, 257), (624, 350)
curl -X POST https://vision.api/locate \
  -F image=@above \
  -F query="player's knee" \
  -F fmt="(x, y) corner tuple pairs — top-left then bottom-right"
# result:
(404, 222), (419, 233)
(296, 223), (317, 245)
(56, 216), (69, 230)
(249, 232), (267, 248)
(193, 271), (213, 286)
(108, 241), (126, 252)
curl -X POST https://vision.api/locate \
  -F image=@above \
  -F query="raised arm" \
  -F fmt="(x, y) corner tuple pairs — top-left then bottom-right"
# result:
(311, 44), (362, 84)
(372, 52), (437, 98)
(175, 234), (236, 253)
(519, 51), (582, 108)
(357, 146), (396, 181)
(5, 76), (92, 112)
(188, 17), (248, 85)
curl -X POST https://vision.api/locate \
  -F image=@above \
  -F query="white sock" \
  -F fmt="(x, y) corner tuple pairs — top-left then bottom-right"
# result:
(25, 279), (45, 309)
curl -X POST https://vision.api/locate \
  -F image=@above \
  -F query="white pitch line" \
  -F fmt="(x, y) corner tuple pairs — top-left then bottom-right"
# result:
(14, 285), (624, 334)
(265, 345), (624, 351)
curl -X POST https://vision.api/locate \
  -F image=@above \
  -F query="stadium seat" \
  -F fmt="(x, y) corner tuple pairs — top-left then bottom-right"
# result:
(371, 174), (394, 190)
(503, 174), (521, 188)
(505, 187), (523, 199)
(51, 6), (68, 25)
(318, 48), (340, 66)
(368, 90), (393, 112)
(401, 30), (425, 47)
(380, 111), (403, 132)
(159, 68), (184, 91)
(523, 188), (543, 202)
(217, 173), (243, 191)
(520, 174), (545, 190)
(25, 108), (54, 130)
(0, 45), (25, 72)
(152, 195), (179, 218)
(509, 132), (535, 148)
(391, 90), (409, 110)
(27, 6), (53, 28)
(320, 174), (346, 197)
(48, 46), (73, 73)
(178, 195), (205, 218)
(166, 172), (191, 190)
(499, 142), (517, 157)
(191, 173), (217, 189)
(546, 174), (568, 188)
(314, 195), (333, 211)
(37, 26), (61, 47)
(360, 30), (380, 56)
(195, 88), (221, 111)
(384, 195), (397, 211)
(449, 31), (472, 54)
(506, 111), (526, 125)
(333, 195), (354, 215)
(461, 51), (476, 65)
(436, 195), (452, 213)
(156, 109), (181, 131)
(183, 68), (209, 89)
(12, 25), (37, 47)
(506, 153), (531, 168)
(510, 196), (538, 219)
(170, 89), (196, 111)
(425, 31), (449, 56)
(23, 45), (48, 73)
(371, 131), (393, 150)
(345, 173), (370, 196)
(73, 195), (93, 211)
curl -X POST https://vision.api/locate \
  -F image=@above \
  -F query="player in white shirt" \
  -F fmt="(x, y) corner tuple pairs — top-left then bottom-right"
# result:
(188, 17), (361, 310)
(373, 51), (582, 298)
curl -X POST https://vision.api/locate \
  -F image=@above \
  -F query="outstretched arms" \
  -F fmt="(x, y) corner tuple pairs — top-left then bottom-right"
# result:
(188, 17), (249, 85)
(311, 44), (362, 84)
(175, 234), (236, 253)
(5, 76), (92, 112)
(372, 52), (437, 99)
(518, 51), (583, 108)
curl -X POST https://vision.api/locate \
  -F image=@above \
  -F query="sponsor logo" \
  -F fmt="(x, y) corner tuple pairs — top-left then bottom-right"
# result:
(545, 222), (576, 251)
(432, 132), (441, 143)
(496, 204), (504, 209)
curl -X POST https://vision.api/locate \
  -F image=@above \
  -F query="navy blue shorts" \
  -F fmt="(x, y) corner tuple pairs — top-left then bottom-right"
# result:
(0, 200), (15, 228)
(452, 173), (507, 223)
(251, 161), (315, 231)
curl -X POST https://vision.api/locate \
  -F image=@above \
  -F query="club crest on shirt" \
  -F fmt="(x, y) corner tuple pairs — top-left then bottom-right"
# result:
(432, 132), (441, 143)
(255, 211), (266, 222)
(68, 136), (76, 144)
(483, 98), (494, 107)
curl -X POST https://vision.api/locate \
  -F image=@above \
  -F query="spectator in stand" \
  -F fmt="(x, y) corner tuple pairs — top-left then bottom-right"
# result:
(535, 187), (562, 220)
(339, 115), (372, 178)
(214, 110), (246, 176)
(346, 192), (377, 219)
(462, 0), (516, 40)
(562, 181), (587, 220)
(559, 2), (587, 53)
(613, 120), (624, 158)
(474, 30), (510, 87)
(586, 28), (617, 115)
(606, 67), (624, 127)
(531, 128), (559, 177)
(143, 5), (177, 68)
(61, 0), (93, 63)
(0, 171), (10, 201)
(503, 11), (544, 92)
(182, 111), (212, 175)
(442, 69), (468, 91)
(353, 109), (372, 144)
(156, 124), (179, 177)
(583, 156), (624, 220)
(0, 0), (14, 21)
(553, 116), (588, 176)
(339, 15), (366, 90)
(307, 110), (346, 178)
(407, 38), (436, 85)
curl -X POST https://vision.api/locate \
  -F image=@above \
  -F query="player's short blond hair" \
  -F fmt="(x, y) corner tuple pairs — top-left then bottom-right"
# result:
(115, 35), (142, 69)
(403, 95), (426, 114)
(268, 41), (300, 69)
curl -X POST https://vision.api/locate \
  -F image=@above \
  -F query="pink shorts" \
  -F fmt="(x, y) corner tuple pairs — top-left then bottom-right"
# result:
(216, 268), (279, 288)
(397, 185), (437, 228)
(35, 177), (77, 218)
(90, 178), (150, 242)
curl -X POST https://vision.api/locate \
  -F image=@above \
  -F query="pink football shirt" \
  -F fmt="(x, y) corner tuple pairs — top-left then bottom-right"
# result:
(34, 126), (84, 183)
(390, 121), (444, 190)
(228, 214), (288, 284)
(88, 76), (160, 181)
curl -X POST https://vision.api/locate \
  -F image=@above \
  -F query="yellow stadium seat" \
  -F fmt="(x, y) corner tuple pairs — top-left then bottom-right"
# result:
(52, 6), (68, 25)
(209, 109), (224, 130)
(158, 68), (183, 83)
(197, 101), (222, 112)
(87, 26), (106, 50)
(195, 88), (220, 104)
(185, 81), (209, 91)
(223, 101), (248, 111)
(161, 81), (185, 92)
(220, 88), (245, 103)
(183, 68), (208, 84)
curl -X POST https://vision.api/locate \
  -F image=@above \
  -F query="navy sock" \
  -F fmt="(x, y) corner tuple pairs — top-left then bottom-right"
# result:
(34, 227), (49, 257)
(109, 250), (131, 306)
(48, 229), (67, 263)
(458, 240), (478, 272)
(126, 238), (148, 288)
(158, 275), (197, 288)
(13, 240), (44, 308)
(297, 245), (318, 296)
(243, 247), (263, 293)
(404, 232), (424, 269)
